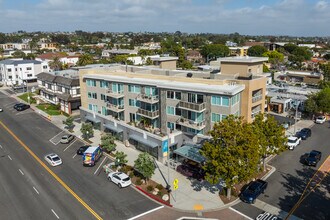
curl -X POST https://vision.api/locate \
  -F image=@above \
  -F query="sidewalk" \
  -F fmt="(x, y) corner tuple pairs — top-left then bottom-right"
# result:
(285, 119), (315, 137)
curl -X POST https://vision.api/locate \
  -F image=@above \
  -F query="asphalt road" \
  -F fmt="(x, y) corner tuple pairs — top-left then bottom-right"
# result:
(0, 93), (160, 220)
(234, 121), (330, 220)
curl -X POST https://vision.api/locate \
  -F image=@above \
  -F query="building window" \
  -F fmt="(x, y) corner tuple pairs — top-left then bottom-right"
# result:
(86, 79), (96, 87)
(7, 68), (12, 72)
(58, 86), (62, 92)
(42, 81), (45, 86)
(167, 122), (175, 130)
(101, 106), (107, 116)
(26, 67), (32, 71)
(88, 104), (98, 112)
(129, 99), (140, 107)
(166, 106), (175, 115)
(76, 88), (80, 94)
(188, 93), (203, 103)
(231, 93), (240, 105)
(128, 85), (141, 93)
(88, 92), (97, 99)
(167, 91), (181, 100)
(101, 94), (106, 101)
(100, 80), (109, 88)
(211, 95), (230, 107)
(27, 74), (32, 77)
(43, 65), (48, 69)
(211, 113), (227, 122)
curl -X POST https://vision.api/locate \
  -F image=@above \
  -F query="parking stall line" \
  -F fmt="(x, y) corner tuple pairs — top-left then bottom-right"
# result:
(94, 157), (107, 175)
(49, 131), (65, 145)
(8, 155), (12, 160)
(72, 153), (77, 159)
(63, 139), (77, 152)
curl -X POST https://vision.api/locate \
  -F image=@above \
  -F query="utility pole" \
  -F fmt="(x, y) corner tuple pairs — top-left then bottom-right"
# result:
(293, 100), (300, 135)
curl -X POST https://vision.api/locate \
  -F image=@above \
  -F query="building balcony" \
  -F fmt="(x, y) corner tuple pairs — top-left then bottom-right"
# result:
(252, 95), (263, 103)
(106, 89), (125, 98)
(106, 103), (125, 112)
(136, 94), (159, 104)
(178, 101), (206, 112)
(176, 117), (206, 130)
(137, 109), (159, 119)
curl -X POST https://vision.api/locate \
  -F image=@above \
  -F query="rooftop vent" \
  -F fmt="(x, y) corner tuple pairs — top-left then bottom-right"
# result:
(187, 73), (193, 78)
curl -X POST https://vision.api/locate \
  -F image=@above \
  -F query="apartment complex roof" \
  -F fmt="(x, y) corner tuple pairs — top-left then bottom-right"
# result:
(82, 69), (245, 95)
(0, 59), (42, 65)
(150, 56), (178, 61)
(37, 52), (66, 60)
(218, 56), (268, 63)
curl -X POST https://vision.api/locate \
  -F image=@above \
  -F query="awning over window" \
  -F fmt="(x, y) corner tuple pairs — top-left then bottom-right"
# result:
(85, 115), (101, 123)
(104, 123), (123, 133)
(129, 134), (158, 148)
(174, 145), (205, 164)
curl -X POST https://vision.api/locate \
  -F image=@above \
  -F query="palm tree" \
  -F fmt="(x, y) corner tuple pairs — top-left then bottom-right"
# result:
(29, 40), (38, 54)
(49, 56), (62, 71)
(77, 54), (94, 66)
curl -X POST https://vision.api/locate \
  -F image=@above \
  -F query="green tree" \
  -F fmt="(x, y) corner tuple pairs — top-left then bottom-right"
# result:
(145, 57), (153, 65)
(12, 50), (26, 58)
(49, 56), (62, 71)
(134, 152), (155, 184)
(323, 54), (330, 60)
(320, 62), (330, 81)
(114, 151), (128, 166)
(29, 39), (38, 54)
(252, 113), (287, 171)
(80, 122), (94, 140)
(247, 45), (268, 57)
(62, 116), (74, 130)
(262, 51), (284, 65)
(200, 115), (260, 199)
(101, 133), (116, 153)
(77, 54), (94, 66)
(305, 88), (330, 114)
(180, 60), (193, 70)
(200, 44), (230, 62)
(263, 64), (270, 72)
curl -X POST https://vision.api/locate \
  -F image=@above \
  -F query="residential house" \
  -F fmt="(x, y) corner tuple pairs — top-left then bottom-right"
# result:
(37, 70), (81, 114)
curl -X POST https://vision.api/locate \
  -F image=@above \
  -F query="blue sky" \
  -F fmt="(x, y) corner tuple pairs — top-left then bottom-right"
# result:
(0, 0), (329, 36)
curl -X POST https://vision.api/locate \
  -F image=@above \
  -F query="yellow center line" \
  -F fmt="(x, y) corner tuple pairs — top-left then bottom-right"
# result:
(0, 120), (103, 220)
(285, 155), (330, 219)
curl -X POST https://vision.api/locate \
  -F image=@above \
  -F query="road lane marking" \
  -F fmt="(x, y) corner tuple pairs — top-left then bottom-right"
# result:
(19, 169), (24, 175)
(64, 139), (77, 152)
(33, 186), (40, 194)
(0, 120), (103, 220)
(8, 155), (12, 160)
(127, 206), (164, 220)
(94, 157), (107, 175)
(51, 209), (60, 219)
(72, 153), (77, 158)
(229, 207), (253, 220)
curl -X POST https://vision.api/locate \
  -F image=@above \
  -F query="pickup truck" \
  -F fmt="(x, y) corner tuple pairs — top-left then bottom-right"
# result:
(240, 179), (268, 204)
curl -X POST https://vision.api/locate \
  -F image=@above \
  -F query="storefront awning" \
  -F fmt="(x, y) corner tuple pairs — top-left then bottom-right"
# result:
(129, 134), (158, 148)
(85, 115), (101, 123)
(174, 145), (205, 164)
(104, 123), (123, 133)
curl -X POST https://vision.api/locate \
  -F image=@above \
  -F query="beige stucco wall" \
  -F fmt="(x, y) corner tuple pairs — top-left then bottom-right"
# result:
(159, 61), (177, 70)
(221, 62), (264, 77)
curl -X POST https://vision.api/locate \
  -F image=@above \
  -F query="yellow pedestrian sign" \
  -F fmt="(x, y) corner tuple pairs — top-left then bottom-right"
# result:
(173, 178), (179, 190)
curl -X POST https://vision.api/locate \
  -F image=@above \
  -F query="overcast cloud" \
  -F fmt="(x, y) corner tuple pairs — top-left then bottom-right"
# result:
(0, 0), (329, 36)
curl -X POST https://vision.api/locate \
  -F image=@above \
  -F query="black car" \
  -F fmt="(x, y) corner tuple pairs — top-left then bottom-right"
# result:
(300, 150), (322, 167)
(240, 179), (268, 204)
(16, 104), (30, 111)
(77, 145), (90, 155)
(13, 103), (25, 110)
(296, 128), (312, 140)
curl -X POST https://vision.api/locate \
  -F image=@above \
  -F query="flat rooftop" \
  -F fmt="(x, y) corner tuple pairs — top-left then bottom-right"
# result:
(151, 56), (178, 61)
(218, 56), (268, 63)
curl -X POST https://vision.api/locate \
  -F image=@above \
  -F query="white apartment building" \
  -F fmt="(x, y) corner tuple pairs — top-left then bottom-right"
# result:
(0, 59), (50, 85)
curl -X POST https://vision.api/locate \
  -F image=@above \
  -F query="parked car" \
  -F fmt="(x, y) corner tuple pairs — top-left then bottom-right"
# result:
(296, 128), (312, 140)
(315, 115), (326, 124)
(13, 103), (24, 109)
(60, 134), (74, 144)
(77, 145), (90, 155)
(287, 136), (301, 150)
(44, 153), (62, 167)
(15, 103), (30, 111)
(107, 172), (132, 188)
(0, 107), (3, 112)
(300, 150), (322, 167)
(240, 179), (268, 204)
